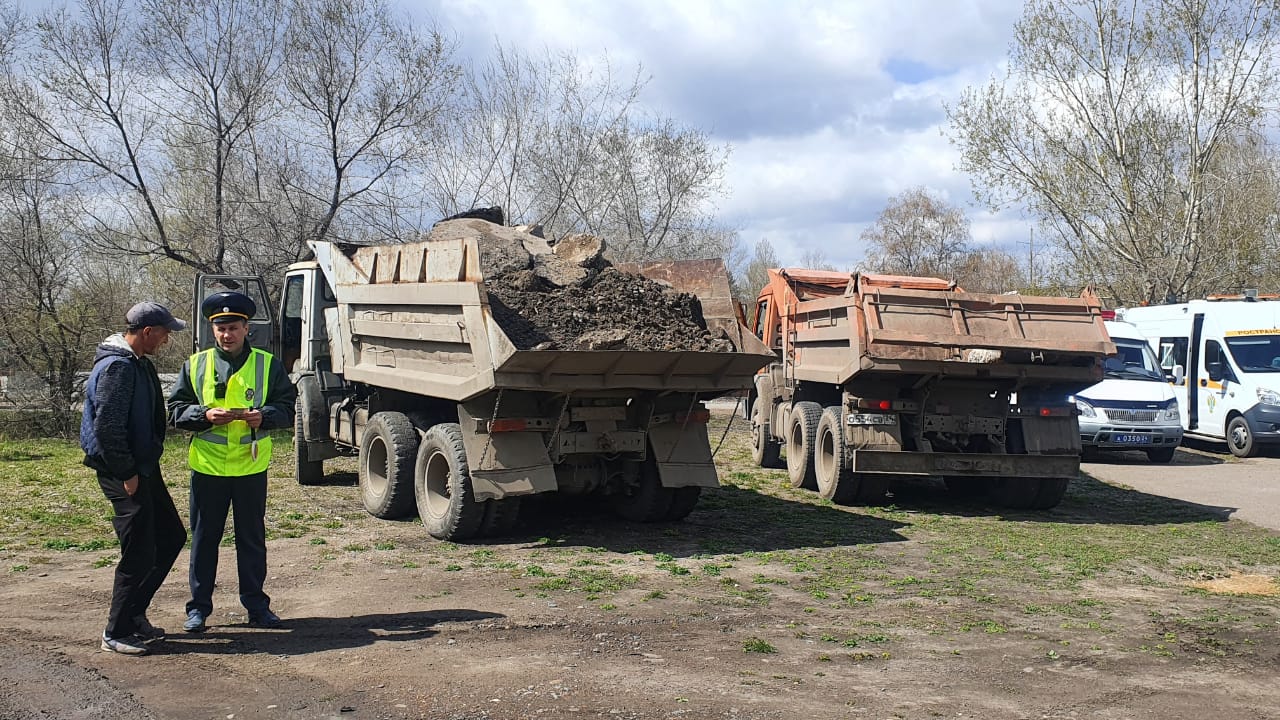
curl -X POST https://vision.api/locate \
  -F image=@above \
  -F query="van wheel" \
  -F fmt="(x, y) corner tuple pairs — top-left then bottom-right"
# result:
(1226, 416), (1258, 458)
(416, 423), (486, 541)
(750, 398), (782, 468)
(1146, 447), (1176, 463)
(786, 402), (822, 490)
(358, 412), (418, 519)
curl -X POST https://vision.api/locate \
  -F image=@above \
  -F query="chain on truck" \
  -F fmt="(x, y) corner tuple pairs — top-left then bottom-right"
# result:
(194, 236), (773, 542)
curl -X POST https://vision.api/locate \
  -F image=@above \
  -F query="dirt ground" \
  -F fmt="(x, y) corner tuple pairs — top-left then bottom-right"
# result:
(3, 422), (1280, 720)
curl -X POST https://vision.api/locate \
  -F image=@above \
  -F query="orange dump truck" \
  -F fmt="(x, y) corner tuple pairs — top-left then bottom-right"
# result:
(747, 270), (1114, 509)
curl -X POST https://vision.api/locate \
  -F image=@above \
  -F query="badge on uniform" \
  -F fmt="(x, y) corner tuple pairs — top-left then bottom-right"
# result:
(245, 388), (256, 403)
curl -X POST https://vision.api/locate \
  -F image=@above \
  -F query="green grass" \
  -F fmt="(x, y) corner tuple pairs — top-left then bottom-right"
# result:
(4, 423), (1280, 657)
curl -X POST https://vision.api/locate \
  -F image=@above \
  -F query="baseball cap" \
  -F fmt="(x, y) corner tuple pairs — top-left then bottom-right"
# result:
(126, 301), (188, 332)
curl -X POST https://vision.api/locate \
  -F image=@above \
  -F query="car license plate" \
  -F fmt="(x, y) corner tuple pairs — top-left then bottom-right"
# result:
(1112, 433), (1151, 445)
(847, 413), (895, 426)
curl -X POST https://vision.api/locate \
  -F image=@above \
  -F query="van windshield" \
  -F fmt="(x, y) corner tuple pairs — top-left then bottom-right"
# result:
(1224, 334), (1280, 373)
(1103, 338), (1164, 381)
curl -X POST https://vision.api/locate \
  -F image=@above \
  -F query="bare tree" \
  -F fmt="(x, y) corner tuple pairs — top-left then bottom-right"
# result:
(281, 0), (461, 244)
(953, 247), (1026, 293)
(949, 0), (1280, 305)
(860, 187), (971, 278)
(735, 238), (780, 305)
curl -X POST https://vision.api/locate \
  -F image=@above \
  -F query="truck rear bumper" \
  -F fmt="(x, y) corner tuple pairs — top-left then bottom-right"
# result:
(849, 449), (1079, 478)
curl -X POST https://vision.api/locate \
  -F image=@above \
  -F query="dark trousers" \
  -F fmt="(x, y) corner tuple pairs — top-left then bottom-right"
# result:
(97, 466), (187, 640)
(186, 470), (270, 615)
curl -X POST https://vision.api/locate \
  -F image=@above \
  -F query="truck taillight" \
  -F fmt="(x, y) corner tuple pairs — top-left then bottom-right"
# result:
(856, 399), (894, 411)
(488, 418), (529, 433)
(1038, 407), (1074, 417)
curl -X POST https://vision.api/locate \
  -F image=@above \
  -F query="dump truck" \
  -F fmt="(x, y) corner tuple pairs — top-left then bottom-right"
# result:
(195, 228), (773, 541)
(747, 270), (1114, 509)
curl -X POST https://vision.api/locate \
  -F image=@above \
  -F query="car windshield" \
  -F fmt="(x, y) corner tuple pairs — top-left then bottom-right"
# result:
(1103, 339), (1164, 381)
(1224, 334), (1280, 373)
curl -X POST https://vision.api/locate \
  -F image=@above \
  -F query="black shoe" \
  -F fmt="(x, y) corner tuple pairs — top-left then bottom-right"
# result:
(133, 615), (166, 643)
(248, 609), (282, 628)
(183, 609), (208, 633)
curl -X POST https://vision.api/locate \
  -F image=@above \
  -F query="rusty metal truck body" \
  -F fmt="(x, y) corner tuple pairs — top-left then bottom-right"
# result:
(748, 270), (1114, 509)
(273, 237), (772, 540)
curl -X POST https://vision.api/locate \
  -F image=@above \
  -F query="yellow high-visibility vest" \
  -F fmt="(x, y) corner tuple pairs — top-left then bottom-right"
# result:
(187, 347), (272, 476)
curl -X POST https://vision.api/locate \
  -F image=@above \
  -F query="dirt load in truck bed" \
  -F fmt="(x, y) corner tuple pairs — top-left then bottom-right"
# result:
(429, 218), (735, 353)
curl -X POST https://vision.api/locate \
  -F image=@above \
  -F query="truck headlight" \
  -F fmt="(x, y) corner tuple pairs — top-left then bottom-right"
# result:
(1160, 400), (1180, 422)
(1074, 397), (1096, 418)
(1258, 387), (1280, 406)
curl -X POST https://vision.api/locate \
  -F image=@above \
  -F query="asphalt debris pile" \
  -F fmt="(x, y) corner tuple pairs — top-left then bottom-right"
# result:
(427, 218), (734, 352)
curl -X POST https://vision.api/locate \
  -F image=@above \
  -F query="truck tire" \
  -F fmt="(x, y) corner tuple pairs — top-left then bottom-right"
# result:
(1226, 415), (1258, 458)
(985, 476), (1040, 509)
(611, 455), (674, 522)
(815, 406), (857, 503)
(943, 476), (990, 498)
(293, 377), (325, 486)
(1146, 447), (1176, 463)
(478, 497), (522, 537)
(664, 486), (702, 521)
(1030, 477), (1070, 510)
(786, 402), (822, 490)
(359, 412), (419, 519)
(751, 398), (783, 469)
(416, 423), (486, 541)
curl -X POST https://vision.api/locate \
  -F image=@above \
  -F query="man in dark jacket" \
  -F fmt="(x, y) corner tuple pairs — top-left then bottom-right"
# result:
(81, 302), (189, 656)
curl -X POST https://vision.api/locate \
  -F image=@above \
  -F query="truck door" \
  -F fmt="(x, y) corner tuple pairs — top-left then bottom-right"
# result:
(192, 275), (277, 356)
(279, 267), (336, 376)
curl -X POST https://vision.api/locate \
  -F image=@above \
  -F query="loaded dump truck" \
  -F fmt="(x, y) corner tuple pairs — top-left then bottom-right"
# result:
(747, 270), (1114, 509)
(196, 220), (773, 541)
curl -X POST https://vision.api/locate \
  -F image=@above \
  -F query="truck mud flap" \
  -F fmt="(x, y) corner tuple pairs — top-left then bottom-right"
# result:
(849, 450), (1079, 479)
(648, 424), (718, 488)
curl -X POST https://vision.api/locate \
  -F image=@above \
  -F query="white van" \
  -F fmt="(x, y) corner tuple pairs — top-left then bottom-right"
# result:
(1120, 298), (1280, 457)
(1074, 320), (1182, 462)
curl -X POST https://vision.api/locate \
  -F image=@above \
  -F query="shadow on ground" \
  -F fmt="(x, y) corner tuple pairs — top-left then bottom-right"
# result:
(880, 473), (1235, 526)
(496, 486), (910, 558)
(152, 609), (504, 657)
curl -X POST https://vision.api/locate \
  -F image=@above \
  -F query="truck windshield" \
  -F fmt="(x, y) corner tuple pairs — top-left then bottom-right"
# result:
(1103, 339), (1164, 381)
(1224, 334), (1280, 373)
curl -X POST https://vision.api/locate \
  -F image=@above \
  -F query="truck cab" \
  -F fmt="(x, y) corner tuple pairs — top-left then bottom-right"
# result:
(1074, 320), (1182, 462)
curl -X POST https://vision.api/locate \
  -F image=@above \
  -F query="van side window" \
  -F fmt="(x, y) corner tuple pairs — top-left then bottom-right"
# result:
(1158, 337), (1187, 371)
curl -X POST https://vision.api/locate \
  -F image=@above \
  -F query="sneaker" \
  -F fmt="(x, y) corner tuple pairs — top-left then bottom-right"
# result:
(133, 616), (166, 643)
(247, 609), (282, 628)
(183, 609), (208, 633)
(101, 633), (149, 656)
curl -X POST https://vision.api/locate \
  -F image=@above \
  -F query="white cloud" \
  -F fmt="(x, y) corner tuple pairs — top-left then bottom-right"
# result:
(419, 0), (1031, 269)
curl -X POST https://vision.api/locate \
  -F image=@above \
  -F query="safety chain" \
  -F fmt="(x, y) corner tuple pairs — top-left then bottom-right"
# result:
(545, 391), (573, 455)
(479, 388), (504, 467)
(709, 396), (743, 459)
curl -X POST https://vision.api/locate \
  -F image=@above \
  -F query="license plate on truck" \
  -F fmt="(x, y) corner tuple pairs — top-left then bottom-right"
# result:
(847, 413), (895, 425)
(1112, 433), (1151, 444)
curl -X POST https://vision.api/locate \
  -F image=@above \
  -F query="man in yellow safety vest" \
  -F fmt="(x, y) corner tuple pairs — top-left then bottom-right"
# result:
(168, 290), (296, 632)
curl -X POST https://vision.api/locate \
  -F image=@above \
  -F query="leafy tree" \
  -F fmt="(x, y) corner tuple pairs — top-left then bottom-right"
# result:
(949, 0), (1280, 305)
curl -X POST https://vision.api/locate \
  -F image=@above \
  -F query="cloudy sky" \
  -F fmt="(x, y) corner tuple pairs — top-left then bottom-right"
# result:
(416, 0), (1030, 269)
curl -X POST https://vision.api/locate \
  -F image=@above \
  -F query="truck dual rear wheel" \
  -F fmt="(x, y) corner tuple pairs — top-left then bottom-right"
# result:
(786, 402), (822, 490)
(815, 407), (887, 505)
(416, 423), (486, 541)
(358, 412), (419, 519)
(751, 398), (783, 469)
(987, 477), (1069, 510)
(611, 455), (674, 522)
